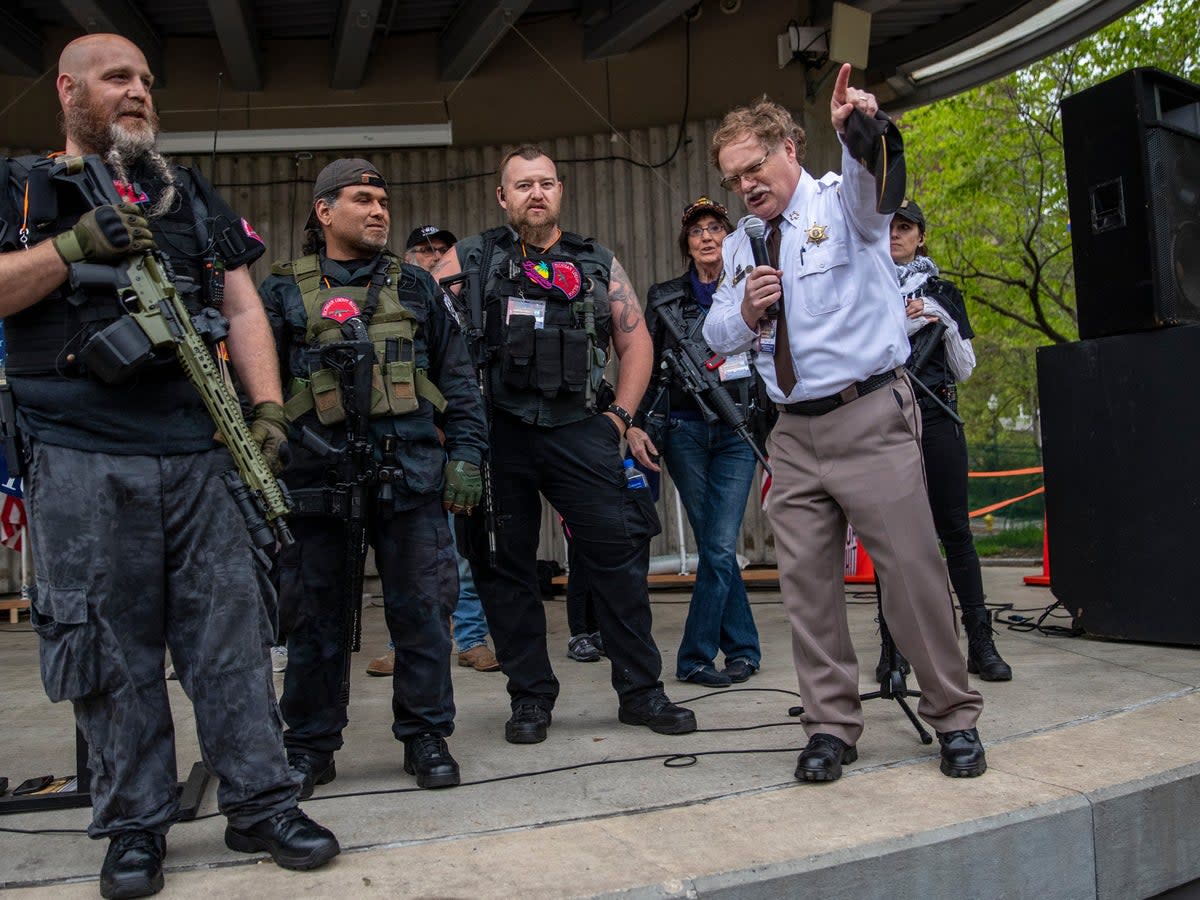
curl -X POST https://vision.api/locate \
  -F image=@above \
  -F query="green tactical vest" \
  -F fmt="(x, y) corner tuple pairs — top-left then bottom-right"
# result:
(275, 253), (446, 425)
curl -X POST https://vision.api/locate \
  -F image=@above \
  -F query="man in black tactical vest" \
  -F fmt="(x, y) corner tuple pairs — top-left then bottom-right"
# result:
(0, 34), (338, 899)
(259, 159), (488, 794)
(438, 145), (697, 744)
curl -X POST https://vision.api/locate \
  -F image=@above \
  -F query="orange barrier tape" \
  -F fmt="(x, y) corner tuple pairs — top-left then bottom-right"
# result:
(968, 485), (1045, 518)
(967, 466), (1044, 478)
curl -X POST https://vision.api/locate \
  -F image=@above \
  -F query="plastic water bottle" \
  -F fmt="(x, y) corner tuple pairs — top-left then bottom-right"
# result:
(623, 458), (647, 490)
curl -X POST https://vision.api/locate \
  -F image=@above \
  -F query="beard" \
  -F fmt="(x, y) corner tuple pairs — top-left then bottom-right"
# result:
(65, 84), (176, 218)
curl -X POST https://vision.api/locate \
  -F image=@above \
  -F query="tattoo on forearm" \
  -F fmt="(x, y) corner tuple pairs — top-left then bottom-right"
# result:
(609, 258), (643, 334)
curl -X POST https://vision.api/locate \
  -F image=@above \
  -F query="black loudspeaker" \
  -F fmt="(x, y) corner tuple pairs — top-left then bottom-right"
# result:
(1062, 68), (1200, 339)
(1037, 326), (1200, 645)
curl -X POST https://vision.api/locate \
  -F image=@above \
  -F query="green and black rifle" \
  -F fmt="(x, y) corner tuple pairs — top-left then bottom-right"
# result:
(647, 286), (772, 475)
(48, 154), (293, 549)
(439, 241), (499, 566)
(292, 324), (377, 707)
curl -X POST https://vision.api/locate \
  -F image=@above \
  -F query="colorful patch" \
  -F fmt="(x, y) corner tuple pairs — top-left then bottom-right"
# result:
(113, 180), (148, 205)
(321, 296), (361, 323)
(551, 261), (582, 299)
(523, 259), (553, 289)
(242, 218), (263, 244)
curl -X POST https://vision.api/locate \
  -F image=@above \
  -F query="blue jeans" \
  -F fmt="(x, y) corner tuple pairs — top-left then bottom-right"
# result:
(450, 512), (490, 652)
(663, 416), (762, 678)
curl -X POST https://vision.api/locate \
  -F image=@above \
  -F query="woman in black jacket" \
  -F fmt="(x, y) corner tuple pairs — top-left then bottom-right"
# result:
(890, 200), (1012, 681)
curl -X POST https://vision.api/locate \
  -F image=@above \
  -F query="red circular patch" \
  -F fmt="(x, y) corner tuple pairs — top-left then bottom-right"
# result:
(321, 296), (361, 323)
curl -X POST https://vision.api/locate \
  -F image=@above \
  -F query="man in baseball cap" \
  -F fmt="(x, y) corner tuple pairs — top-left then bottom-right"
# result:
(303, 158), (388, 231)
(405, 224), (457, 274)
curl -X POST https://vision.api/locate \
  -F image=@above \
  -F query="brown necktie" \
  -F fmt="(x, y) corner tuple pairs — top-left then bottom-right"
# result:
(768, 216), (797, 395)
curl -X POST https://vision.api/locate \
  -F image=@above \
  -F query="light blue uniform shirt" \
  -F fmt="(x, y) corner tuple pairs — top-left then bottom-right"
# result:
(702, 141), (910, 403)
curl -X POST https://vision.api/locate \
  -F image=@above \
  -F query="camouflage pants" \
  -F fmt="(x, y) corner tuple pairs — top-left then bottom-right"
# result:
(25, 442), (301, 838)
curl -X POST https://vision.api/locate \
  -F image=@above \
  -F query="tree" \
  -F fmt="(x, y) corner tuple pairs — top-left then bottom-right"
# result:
(898, 0), (1199, 447)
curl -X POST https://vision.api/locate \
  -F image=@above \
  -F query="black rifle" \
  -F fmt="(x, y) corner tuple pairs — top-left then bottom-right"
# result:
(293, 328), (376, 707)
(905, 322), (964, 425)
(439, 234), (499, 565)
(647, 287), (772, 475)
(46, 155), (293, 548)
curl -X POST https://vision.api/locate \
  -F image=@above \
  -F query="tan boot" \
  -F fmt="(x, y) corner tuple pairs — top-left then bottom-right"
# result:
(365, 650), (394, 677)
(458, 645), (501, 672)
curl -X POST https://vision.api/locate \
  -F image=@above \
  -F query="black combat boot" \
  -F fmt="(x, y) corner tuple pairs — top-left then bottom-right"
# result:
(617, 690), (697, 734)
(225, 807), (340, 870)
(100, 830), (165, 899)
(403, 733), (461, 788)
(962, 608), (1013, 681)
(287, 751), (336, 800)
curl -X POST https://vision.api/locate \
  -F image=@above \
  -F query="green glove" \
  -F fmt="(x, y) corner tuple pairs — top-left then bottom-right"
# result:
(443, 459), (482, 512)
(53, 203), (156, 264)
(249, 401), (291, 476)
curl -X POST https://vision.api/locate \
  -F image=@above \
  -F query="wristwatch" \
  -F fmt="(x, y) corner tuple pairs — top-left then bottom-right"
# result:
(606, 404), (634, 429)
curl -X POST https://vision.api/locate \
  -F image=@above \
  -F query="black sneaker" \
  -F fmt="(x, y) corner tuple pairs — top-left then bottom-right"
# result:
(567, 633), (601, 662)
(100, 830), (165, 899)
(681, 665), (732, 688)
(618, 690), (697, 734)
(937, 728), (988, 778)
(505, 703), (552, 744)
(225, 806), (340, 871)
(721, 658), (757, 683)
(403, 733), (461, 788)
(287, 751), (336, 800)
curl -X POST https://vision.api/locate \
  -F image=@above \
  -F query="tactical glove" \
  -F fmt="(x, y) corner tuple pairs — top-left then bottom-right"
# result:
(249, 401), (291, 475)
(53, 203), (156, 264)
(443, 459), (482, 512)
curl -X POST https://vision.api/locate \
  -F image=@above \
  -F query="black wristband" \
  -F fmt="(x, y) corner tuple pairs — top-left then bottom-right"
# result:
(606, 404), (633, 429)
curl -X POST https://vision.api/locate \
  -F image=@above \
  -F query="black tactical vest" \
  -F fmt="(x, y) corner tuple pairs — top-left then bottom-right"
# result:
(459, 227), (613, 428)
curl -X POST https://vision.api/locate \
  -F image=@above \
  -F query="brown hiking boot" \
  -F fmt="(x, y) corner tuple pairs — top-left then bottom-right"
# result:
(365, 650), (394, 677)
(458, 645), (501, 671)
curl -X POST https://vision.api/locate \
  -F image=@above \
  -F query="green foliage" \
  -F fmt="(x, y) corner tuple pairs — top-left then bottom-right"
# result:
(898, 0), (1199, 446)
(973, 523), (1044, 558)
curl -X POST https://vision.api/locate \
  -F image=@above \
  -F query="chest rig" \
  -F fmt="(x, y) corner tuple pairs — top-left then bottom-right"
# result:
(481, 230), (612, 422)
(0, 155), (222, 377)
(279, 253), (446, 425)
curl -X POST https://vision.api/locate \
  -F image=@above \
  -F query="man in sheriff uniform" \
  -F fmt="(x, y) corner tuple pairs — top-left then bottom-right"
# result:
(438, 145), (696, 745)
(0, 33), (338, 899)
(260, 159), (487, 795)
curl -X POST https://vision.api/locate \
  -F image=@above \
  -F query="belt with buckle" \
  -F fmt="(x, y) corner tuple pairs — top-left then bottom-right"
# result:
(780, 367), (902, 417)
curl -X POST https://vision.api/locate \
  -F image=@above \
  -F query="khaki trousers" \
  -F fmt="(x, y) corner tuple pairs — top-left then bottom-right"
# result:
(766, 373), (983, 745)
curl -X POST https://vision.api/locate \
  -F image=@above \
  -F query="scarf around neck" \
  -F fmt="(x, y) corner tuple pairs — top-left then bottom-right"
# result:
(895, 255), (940, 300)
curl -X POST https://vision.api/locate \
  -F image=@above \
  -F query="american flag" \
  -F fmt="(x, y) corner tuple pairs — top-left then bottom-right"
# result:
(0, 457), (24, 553)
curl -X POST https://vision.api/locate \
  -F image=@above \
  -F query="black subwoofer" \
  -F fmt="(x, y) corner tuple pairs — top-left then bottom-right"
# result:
(1062, 68), (1200, 339)
(1037, 326), (1200, 645)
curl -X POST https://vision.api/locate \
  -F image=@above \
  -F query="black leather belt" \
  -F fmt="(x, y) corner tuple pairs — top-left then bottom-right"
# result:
(780, 368), (902, 417)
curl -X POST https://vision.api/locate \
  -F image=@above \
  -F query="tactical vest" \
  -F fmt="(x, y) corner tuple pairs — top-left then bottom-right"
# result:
(275, 253), (447, 426)
(466, 227), (613, 427)
(0, 154), (215, 377)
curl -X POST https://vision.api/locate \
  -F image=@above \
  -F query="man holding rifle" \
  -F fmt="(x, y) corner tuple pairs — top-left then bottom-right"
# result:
(0, 33), (338, 898)
(260, 159), (486, 798)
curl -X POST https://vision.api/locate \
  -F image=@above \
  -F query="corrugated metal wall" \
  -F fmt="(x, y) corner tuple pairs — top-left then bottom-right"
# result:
(0, 117), (783, 592)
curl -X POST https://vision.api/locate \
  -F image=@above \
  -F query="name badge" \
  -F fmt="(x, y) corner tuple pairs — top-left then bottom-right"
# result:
(506, 297), (546, 328)
(758, 319), (777, 355)
(718, 352), (753, 382)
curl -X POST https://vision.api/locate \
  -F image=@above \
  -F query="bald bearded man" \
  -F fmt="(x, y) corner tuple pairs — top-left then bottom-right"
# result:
(0, 34), (338, 898)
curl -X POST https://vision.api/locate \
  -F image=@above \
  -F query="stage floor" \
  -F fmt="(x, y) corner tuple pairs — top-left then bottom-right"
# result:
(1, 565), (1198, 899)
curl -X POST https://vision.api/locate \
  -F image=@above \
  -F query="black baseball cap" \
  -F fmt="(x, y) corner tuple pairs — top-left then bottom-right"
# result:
(893, 199), (926, 230)
(406, 224), (457, 250)
(306, 158), (387, 228)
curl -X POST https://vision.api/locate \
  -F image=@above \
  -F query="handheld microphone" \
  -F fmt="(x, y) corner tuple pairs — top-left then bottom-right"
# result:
(743, 216), (779, 318)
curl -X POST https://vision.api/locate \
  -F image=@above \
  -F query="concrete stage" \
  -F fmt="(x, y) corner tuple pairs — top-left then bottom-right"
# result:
(1, 564), (1198, 899)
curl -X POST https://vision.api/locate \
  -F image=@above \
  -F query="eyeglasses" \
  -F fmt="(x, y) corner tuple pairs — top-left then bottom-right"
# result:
(719, 151), (772, 192)
(687, 223), (727, 239)
(414, 244), (449, 255)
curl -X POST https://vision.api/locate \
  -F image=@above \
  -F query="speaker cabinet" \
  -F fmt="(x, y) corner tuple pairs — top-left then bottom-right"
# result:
(1037, 326), (1200, 645)
(1062, 68), (1200, 339)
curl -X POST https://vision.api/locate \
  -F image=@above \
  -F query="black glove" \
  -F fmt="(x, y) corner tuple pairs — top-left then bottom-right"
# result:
(443, 459), (482, 512)
(53, 203), (156, 264)
(249, 401), (291, 475)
